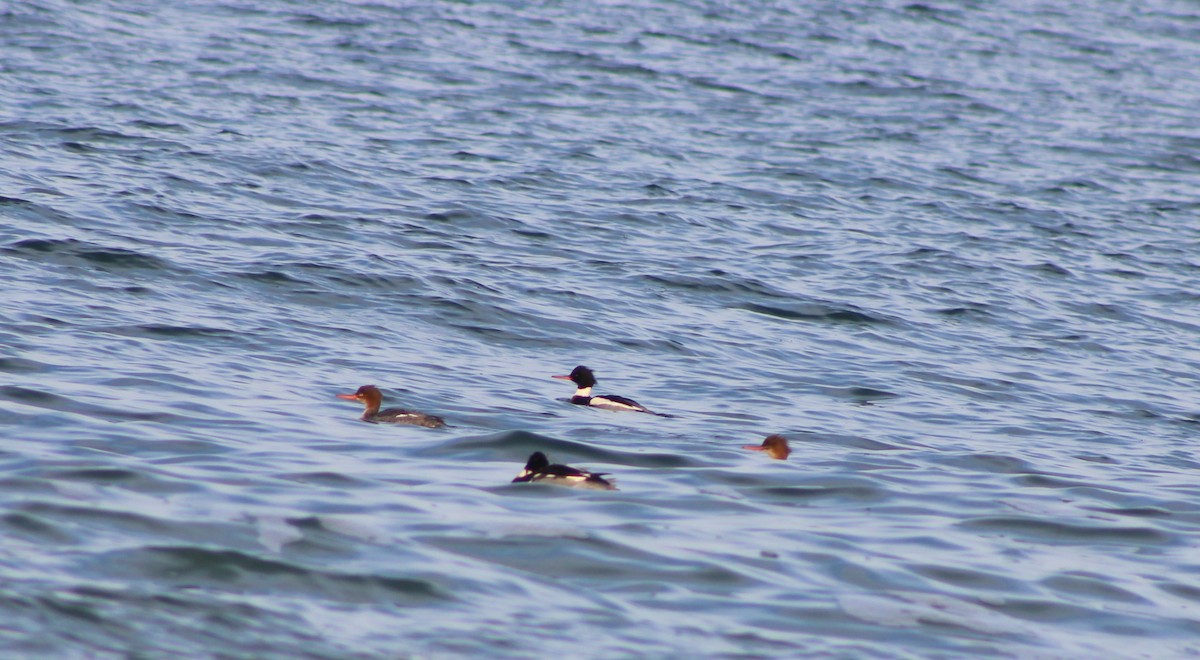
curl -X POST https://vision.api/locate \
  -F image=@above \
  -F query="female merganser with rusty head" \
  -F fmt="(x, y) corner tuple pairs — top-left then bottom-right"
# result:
(553, 365), (667, 416)
(744, 434), (790, 460)
(337, 385), (446, 428)
(512, 451), (617, 490)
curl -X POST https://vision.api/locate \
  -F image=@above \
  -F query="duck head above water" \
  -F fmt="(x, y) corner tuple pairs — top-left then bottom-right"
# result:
(553, 365), (597, 389)
(744, 434), (790, 460)
(337, 384), (383, 415)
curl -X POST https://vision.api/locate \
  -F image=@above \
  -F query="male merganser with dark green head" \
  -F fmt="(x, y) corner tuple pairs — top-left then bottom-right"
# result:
(512, 451), (616, 490)
(552, 365), (667, 416)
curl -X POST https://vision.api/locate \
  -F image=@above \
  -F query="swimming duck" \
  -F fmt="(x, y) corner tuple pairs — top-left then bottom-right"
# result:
(337, 385), (446, 428)
(512, 451), (617, 490)
(553, 365), (665, 415)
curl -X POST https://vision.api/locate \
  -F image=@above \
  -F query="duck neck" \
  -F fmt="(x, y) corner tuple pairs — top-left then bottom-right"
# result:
(362, 397), (381, 416)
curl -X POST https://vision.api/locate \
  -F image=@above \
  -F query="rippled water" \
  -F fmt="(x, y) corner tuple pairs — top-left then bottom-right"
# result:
(3, 0), (1200, 656)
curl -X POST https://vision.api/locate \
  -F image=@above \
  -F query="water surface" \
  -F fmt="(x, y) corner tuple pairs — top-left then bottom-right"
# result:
(3, 0), (1200, 656)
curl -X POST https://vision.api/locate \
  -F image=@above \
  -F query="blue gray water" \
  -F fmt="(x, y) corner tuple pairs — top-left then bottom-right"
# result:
(3, 0), (1200, 657)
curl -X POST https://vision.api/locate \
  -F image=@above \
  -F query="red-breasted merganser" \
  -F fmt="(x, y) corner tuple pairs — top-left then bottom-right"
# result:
(512, 451), (617, 490)
(744, 434), (790, 460)
(337, 385), (446, 428)
(553, 365), (667, 416)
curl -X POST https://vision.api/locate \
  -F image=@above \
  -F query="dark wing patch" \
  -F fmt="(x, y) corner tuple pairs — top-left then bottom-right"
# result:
(542, 463), (590, 478)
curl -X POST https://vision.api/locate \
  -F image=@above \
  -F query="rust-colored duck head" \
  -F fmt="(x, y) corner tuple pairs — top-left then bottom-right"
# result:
(744, 434), (790, 460)
(337, 384), (383, 415)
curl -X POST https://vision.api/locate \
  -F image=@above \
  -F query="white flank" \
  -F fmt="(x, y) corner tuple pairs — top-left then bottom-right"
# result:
(592, 397), (645, 412)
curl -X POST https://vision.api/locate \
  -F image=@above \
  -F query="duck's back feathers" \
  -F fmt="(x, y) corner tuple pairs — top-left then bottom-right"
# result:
(371, 407), (446, 428)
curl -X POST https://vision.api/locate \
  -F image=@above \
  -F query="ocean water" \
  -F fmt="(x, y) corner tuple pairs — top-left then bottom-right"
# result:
(3, 0), (1200, 656)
